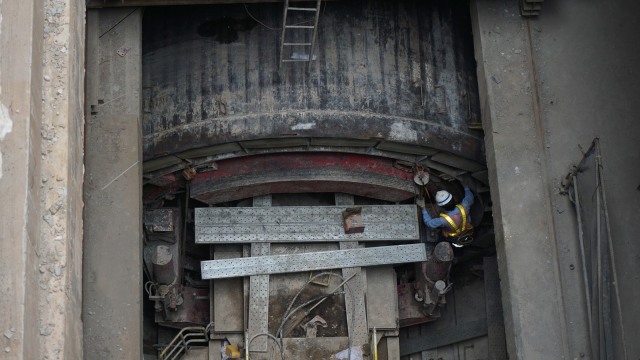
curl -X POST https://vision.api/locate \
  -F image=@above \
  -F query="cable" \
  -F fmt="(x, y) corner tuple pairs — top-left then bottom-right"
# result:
(144, 281), (157, 297)
(99, 8), (140, 38)
(276, 272), (345, 338)
(244, 4), (280, 31)
(424, 185), (438, 216)
(275, 272), (355, 360)
(247, 332), (284, 360)
(277, 290), (345, 337)
(244, 3), (324, 31)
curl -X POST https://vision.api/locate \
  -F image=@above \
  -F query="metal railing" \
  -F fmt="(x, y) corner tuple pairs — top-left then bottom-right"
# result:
(159, 326), (210, 360)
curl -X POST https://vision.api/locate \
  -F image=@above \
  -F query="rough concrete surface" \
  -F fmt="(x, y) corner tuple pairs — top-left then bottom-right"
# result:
(38, 0), (86, 359)
(530, 0), (640, 358)
(1, 0), (638, 359)
(0, 0), (85, 359)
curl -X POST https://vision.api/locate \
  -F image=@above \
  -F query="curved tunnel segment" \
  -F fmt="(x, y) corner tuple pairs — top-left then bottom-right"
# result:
(141, 0), (485, 174)
(188, 152), (418, 204)
(135, 1), (494, 358)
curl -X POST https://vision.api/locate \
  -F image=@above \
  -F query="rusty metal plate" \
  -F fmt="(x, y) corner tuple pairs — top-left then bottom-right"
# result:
(200, 244), (426, 279)
(195, 205), (419, 243)
(144, 208), (174, 232)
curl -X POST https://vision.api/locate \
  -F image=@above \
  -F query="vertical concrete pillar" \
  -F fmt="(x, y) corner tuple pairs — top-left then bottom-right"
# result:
(0, 1), (43, 359)
(470, 1), (568, 359)
(1, 0), (86, 359)
(83, 8), (142, 359)
(39, 0), (86, 359)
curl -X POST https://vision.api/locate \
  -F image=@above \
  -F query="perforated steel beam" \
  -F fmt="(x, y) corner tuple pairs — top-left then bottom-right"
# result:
(248, 195), (271, 352)
(201, 244), (427, 279)
(195, 205), (420, 243)
(335, 194), (369, 347)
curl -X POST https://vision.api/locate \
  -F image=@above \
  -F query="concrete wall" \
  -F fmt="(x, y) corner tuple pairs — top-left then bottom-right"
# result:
(0, 0), (85, 359)
(83, 8), (143, 359)
(472, 0), (640, 358)
(141, 1), (483, 164)
(471, 2), (568, 358)
(531, 0), (640, 358)
(1, 0), (638, 359)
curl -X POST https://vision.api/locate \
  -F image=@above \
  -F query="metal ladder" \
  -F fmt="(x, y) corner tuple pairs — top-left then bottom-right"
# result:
(159, 326), (210, 360)
(279, 0), (322, 63)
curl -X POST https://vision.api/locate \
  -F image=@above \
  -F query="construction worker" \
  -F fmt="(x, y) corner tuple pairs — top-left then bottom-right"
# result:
(419, 185), (475, 247)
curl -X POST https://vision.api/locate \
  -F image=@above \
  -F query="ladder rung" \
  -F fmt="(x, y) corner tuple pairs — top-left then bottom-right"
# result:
(288, 7), (317, 11)
(285, 25), (315, 29)
(283, 43), (312, 46)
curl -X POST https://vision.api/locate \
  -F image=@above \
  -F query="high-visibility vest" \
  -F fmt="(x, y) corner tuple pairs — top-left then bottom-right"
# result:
(439, 204), (472, 238)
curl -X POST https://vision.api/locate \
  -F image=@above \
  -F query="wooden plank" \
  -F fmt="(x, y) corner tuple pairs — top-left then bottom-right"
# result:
(366, 266), (399, 330)
(212, 245), (244, 333)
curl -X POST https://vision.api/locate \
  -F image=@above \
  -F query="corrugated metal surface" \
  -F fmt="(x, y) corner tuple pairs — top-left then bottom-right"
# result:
(141, 0), (482, 161)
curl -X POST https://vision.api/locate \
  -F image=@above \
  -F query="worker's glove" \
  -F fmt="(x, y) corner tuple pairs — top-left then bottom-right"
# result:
(416, 199), (426, 209)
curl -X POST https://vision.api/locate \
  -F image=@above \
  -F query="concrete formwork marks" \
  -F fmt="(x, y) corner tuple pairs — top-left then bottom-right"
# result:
(140, 1), (483, 162)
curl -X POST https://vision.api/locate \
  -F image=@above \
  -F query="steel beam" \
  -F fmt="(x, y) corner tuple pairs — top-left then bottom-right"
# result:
(248, 196), (271, 352)
(189, 153), (417, 204)
(195, 205), (420, 243)
(335, 194), (369, 347)
(201, 244), (426, 279)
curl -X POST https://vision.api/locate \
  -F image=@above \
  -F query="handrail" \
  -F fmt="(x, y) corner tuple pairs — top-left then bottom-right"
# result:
(159, 326), (209, 360)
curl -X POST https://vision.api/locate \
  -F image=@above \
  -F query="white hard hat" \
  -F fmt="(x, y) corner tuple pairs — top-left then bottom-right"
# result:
(435, 190), (452, 207)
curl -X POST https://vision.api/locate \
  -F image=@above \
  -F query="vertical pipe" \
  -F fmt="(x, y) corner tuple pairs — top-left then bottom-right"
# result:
(424, 241), (454, 282)
(596, 153), (605, 360)
(572, 176), (594, 355)
(372, 327), (378, 360)
(245, 332), (249, 360)
(152, 245), (176, 285)
(596, 140), (628, 360)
